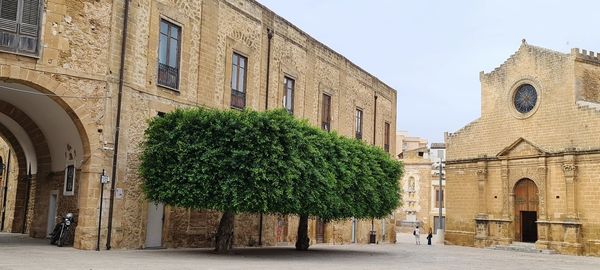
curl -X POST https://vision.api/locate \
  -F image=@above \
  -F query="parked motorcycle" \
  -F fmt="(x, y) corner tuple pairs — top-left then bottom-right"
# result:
(50, 213), (75, 247)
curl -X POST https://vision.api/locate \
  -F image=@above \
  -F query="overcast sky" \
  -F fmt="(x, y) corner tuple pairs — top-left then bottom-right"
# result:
(257, 0), (600, 143)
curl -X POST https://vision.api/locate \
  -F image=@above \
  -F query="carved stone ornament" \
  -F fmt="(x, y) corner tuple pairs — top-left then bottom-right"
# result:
(476, 169), (488, 176)
(562, 164), (577, 177)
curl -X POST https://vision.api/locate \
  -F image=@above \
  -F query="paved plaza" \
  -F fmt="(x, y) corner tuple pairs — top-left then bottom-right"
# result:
(1, 233), (599, 270)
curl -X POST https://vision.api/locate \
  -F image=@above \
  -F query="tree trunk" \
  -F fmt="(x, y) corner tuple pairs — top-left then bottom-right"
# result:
(215, 211), (235, 253)
(295, 214), (310, 251)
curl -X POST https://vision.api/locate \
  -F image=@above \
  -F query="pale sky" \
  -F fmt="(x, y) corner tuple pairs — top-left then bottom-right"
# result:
(257, 0), (600, 143)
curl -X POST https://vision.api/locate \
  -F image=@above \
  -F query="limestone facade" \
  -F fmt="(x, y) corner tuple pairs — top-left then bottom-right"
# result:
(0, 0), (397, 249)
(445, 41), (600, 256)
(395, 147), (431, 233)
(394, 137), (446, 236)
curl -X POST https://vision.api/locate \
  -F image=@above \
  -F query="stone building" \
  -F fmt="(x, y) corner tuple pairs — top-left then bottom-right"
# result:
(445, 41), (600, 256)
(394, 137), (446, 239)
(395, 131), (427, 159)
(394, 132), (430, 233)
(0, 0), (397, 250)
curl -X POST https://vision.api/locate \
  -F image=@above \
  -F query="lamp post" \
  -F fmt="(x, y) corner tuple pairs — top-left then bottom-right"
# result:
(436, 157), (445, 244)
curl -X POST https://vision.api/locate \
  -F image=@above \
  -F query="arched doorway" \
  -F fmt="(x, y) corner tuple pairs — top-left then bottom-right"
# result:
(0, 79), (90, 245)
(514, 179), (538, 243)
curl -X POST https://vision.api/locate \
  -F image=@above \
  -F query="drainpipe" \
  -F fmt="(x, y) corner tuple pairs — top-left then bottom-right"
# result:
(264, 28), (274, 111)
(0, 149), (10, 231)
(106, 0), (131, 251)
(258, 28), (273, 247)
(371, 95), (378, 242)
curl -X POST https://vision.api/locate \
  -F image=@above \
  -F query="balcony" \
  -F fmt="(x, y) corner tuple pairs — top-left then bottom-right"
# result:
(157, 63), (179, 90)
(231, 89), (246, 109)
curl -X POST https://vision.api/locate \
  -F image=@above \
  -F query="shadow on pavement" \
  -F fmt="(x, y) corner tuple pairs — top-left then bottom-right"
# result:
(151, 245), (396, 261)
(0, 232), (48, 246)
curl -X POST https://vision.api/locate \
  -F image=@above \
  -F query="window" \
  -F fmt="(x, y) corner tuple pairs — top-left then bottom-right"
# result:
(384, 122), (390, 153)
(0, 0), (42, 56)
(283, 76), (294, 114)
(231, 52), (247, 109)
(434, 186), (444, 208)
(321, 94), (331, 131)
(157, 19), (181, 90)
(63, 164), (75, 196)
(355, 108), (363, 139)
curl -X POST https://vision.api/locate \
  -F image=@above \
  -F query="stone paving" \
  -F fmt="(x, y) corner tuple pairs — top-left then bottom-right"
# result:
(1, 233), (599, 270)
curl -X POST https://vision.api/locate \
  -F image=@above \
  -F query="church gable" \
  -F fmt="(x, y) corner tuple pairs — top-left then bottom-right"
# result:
(497, 138), (546, 158)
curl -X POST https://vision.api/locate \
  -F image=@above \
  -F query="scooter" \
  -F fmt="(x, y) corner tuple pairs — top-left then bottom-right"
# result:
(50, 213), (75, 247)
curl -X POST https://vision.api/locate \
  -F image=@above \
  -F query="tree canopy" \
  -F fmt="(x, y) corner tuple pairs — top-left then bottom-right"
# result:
(140, 108), (403, 251)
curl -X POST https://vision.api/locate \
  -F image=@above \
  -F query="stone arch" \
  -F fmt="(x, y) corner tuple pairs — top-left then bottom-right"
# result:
(0, 123), (27, 232)
(0, 66), (97, 244)
(508, 167), (546, 220)
(512, 178), (539, 242)
(0, 100), (51, 173)
(0, 66), (92, 162)
(0, 102), (52, 235)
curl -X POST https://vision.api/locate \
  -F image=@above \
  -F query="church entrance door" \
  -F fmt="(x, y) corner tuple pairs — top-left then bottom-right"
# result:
(514, 179), (538, 243)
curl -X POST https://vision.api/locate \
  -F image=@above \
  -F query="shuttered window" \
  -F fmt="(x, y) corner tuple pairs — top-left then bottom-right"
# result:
(355, 108), (363, 140)
(384, 122), (390, 153)
(321, 94), (331, 132)
(283, 76), (294, 115)
(0, 0), (42, 56)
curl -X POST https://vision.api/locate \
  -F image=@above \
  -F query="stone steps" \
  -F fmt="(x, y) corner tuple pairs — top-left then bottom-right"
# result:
(490, 242), (556, 254)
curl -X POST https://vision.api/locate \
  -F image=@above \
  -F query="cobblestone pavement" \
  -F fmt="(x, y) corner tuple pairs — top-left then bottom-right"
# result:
(1, 233), (599, 270)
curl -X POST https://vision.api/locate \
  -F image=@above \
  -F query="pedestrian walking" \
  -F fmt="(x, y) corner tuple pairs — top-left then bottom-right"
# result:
(413, 226), (421, 245)
(427, 227), (433, 245)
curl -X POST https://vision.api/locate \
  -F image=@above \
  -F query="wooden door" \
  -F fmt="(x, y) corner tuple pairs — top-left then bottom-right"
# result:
(276, 215), (288, 243)
(316, 218), (325, 243)
(514, 179), (538, 242)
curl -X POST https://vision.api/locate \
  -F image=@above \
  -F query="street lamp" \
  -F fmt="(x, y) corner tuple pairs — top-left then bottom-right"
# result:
(436, 157), (445, 244)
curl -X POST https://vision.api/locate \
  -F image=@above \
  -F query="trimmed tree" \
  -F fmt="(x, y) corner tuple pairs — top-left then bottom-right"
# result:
(292, 130), (403, 250)
(140, 108), (402, 253)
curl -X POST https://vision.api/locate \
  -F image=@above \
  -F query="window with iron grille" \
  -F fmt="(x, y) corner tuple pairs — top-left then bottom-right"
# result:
(355, 108), (363, 140)
(231, 52), (247, 109)
(157, 19), (181, 90)
(283, 76), (294, 114)
(321, 94), (331, 131)
(384, 122), (390, 153)
(0, 0), (42, 56)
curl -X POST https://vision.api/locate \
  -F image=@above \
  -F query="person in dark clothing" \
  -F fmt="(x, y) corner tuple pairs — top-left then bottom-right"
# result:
(427, 227), (433, 245)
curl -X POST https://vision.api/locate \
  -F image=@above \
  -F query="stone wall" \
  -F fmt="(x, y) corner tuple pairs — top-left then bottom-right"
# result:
(105, 0), (396, 249)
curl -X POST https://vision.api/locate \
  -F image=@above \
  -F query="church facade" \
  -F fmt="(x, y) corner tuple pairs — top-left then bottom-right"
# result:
(445, 41), (600, 256)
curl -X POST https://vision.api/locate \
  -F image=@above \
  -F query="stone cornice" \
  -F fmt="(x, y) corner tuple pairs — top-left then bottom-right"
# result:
(447, 148), (600, 165)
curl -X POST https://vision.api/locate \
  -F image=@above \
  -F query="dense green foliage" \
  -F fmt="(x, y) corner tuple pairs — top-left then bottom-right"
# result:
(140, 108), (403, 221)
